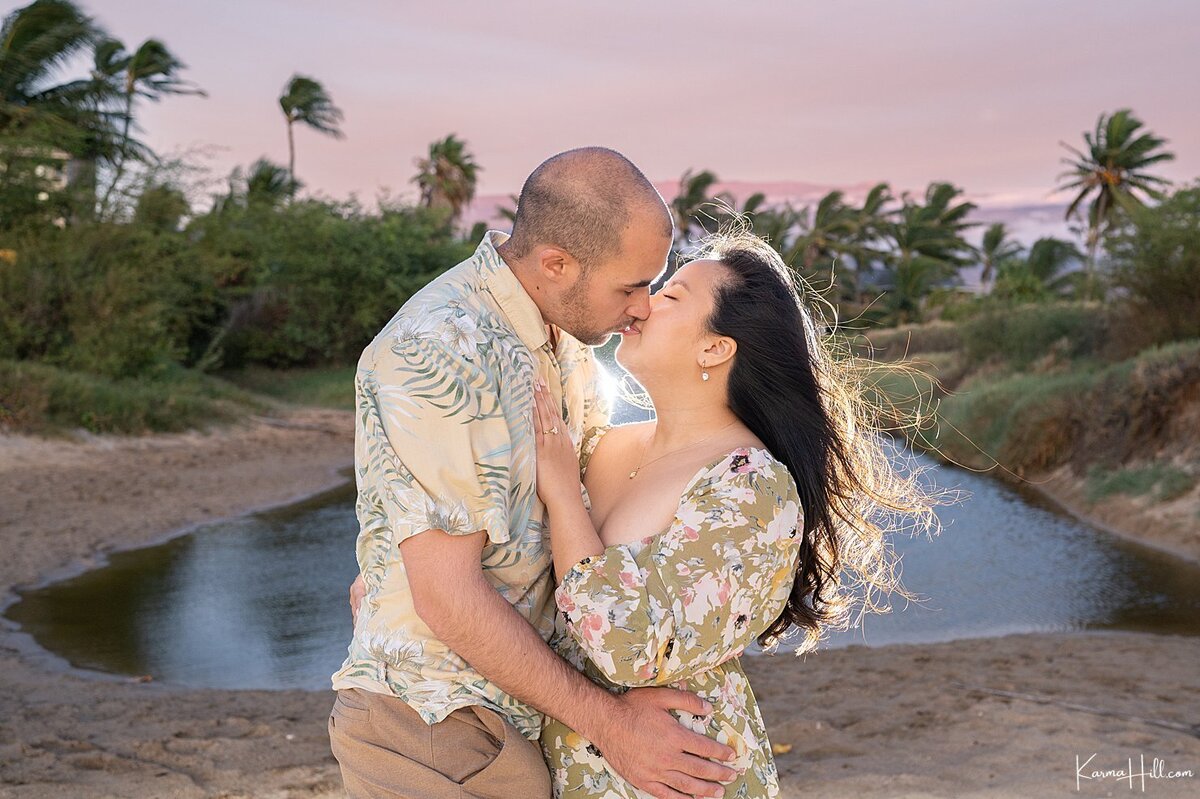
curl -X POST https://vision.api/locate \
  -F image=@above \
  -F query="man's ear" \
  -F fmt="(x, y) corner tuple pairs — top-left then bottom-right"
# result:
(535, 246), (575, 283)
(701, 336), (737, 368)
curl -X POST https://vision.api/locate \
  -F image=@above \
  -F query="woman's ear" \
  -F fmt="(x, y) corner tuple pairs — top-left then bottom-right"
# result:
(700, 336), (737, 368)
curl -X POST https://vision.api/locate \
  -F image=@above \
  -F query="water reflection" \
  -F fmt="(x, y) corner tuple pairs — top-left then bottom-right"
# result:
(7, 340), (1200, 688)
(8, 484), (360, 689)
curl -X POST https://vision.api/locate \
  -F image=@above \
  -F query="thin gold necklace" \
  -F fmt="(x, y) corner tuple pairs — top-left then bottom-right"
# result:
(628, 420), (740, 480)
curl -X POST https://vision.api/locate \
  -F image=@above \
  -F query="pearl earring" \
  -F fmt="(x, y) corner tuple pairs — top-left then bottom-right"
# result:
(701, 363), (710, 382)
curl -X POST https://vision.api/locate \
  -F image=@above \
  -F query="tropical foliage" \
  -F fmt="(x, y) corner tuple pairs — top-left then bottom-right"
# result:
(95, 37), (206, 214)
(413, 134), (479, 227)
(990, 237), (1084, 301)
(1055, 108), (1175, 297)
(0, 1), (207, 223)
(675, 175), (976, 323)
(279, 74), (343, 192)
(1105, 182), (1200, 344)
(0, 0), (1193, 438)
(978, 222), (1022, 291)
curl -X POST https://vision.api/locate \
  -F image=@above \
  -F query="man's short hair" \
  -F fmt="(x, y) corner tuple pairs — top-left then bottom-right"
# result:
(504, 147), (671, 268)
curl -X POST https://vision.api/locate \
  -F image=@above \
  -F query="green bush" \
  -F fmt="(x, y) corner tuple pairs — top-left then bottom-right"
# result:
(0, 359), (271, 434)
(1086, 463), (1197, 503)
(221, 365), (356, 410)
(904, 338), (1200, 476)
(0, 198), (477, 379)
(189, 199), (474, 368)
(1107, 182), (1200, 346)
(959, 302), (1110, 367)
(0, 223), (223, 379)
(853, 320), (964, 360)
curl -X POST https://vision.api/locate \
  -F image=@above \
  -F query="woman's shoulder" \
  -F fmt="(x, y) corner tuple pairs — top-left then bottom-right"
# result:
(697, 443), (797, 500)
(579, 420), (650, 475)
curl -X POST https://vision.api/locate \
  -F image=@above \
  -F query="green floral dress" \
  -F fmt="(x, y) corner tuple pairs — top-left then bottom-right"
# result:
(541, 425), (803, 798)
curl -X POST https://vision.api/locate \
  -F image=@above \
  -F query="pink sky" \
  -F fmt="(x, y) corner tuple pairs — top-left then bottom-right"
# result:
(51, 0), (1200, 239)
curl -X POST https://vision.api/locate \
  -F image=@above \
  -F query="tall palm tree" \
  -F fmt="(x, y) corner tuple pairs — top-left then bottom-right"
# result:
(412, 134), (479, 226)
(96, 37), (205, 214)
(978, 221), (1023, 292)
(1055, 108), (1174, 298)
(279, 74), (344, 192)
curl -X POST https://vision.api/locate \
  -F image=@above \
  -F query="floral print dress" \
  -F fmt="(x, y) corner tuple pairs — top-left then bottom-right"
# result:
(541, 424), (804, 798)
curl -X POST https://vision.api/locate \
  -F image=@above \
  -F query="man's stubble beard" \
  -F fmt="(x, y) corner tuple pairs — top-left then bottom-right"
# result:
(556, 273), (616, 347)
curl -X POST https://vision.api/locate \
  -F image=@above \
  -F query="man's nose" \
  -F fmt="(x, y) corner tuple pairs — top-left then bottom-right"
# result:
(629, 289), (652, 320)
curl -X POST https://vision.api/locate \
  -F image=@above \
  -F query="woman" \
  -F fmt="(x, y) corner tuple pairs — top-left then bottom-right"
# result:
(532, 229), (940, 798)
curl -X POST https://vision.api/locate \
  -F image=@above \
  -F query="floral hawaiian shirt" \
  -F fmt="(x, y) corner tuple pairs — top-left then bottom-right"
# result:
(542, 424), (803, 797)
(331, 230), (611, 741)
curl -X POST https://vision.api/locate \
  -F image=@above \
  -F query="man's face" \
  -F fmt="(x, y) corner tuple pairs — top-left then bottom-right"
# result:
(556, 215), (672, 347)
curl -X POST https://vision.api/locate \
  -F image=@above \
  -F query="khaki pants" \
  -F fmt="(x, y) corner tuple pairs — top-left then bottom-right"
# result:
(328, 688), (551, 799)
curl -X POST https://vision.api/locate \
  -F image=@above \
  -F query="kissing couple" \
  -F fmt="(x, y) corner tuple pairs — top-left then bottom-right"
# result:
(328, 146), (933, 798)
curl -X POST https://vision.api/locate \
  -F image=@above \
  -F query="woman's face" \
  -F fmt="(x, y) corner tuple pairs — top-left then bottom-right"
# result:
(615, 258), (729, 385)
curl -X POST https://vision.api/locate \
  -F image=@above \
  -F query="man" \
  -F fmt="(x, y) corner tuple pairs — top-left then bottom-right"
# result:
(329, 147), (738, 799)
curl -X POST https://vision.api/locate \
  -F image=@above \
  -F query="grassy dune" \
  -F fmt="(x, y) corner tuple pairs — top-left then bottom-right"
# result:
(852, 309), (1200, 548)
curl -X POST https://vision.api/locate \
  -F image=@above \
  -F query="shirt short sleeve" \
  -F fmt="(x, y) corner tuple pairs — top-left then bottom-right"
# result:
(361, 332), (513, 546)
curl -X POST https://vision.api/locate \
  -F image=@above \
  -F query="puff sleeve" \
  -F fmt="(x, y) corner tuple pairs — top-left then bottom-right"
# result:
(554, 449), (802, 686)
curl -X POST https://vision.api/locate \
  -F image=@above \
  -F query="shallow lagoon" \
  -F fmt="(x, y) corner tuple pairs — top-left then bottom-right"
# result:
(10, 343), (1200, 688)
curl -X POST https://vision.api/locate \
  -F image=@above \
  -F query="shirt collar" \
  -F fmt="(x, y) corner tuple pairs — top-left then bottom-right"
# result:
(476, 229), (552, 352)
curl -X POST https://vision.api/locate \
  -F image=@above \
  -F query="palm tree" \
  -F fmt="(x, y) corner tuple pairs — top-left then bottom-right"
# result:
(245, 158), (297, 207)
(210, 158), (297, 214)
(978, 222), (1023, 292)
(880, 182), (977, 322)
(992, 237), (1083, 300)
(842, 182), (895, 302)
(96, 37), (205, 215)
(279, 74), (344, 192)
(497, 193), (519, 224)
(790, 190), (860, 270)
(743, 203), (803, 262)
(0, 0), (98, 143)
(412, 134), (479, 226)
(670, 168), (719, 248)
(1055, 108), (1174, 298)
(1024, 237), (1084, 295)
(0, 0), (110, 218)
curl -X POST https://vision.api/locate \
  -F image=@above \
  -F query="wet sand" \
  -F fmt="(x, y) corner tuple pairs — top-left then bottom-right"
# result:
(1, 408), (1197, 798)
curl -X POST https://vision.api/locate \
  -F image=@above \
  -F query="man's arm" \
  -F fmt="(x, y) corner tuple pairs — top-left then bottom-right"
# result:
(399, 528), (738, 799)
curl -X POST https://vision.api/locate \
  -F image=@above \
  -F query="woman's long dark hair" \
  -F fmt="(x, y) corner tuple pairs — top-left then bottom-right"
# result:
(696, 227), (946, 654)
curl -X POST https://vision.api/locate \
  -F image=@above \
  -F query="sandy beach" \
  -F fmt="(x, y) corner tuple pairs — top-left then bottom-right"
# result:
(1, 409), (1197, 798)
